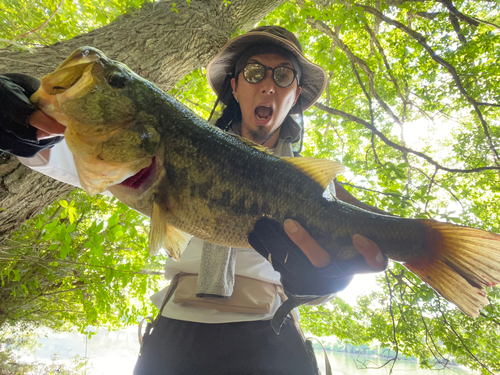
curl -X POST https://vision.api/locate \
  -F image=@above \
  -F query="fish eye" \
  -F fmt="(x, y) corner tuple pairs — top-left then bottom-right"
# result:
(107, 73), (127, 89)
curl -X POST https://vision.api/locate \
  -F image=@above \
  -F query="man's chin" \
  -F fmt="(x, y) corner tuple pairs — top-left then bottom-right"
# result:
(247, 124), (280, 145)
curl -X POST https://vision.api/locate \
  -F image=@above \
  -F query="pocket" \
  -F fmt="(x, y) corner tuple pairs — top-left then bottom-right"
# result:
(173, 273), (277, 314)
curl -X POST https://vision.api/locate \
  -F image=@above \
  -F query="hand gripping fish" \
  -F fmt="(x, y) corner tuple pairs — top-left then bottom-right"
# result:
(31, 47), (500, 318)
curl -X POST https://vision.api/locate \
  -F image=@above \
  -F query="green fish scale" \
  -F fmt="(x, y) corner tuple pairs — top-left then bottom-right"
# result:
(56, 49), (429, 263)
(150, 94), (427, 261)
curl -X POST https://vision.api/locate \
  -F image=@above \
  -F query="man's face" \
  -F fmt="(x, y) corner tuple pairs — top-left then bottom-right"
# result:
(231, 54), (301, 148)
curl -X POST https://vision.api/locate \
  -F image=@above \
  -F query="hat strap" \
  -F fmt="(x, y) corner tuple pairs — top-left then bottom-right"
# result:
(208, 74), (233, 123)
(294, 96), (305, 153)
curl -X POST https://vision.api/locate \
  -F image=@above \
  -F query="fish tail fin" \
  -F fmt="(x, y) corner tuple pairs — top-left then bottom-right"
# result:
(404, 219), (500, 317)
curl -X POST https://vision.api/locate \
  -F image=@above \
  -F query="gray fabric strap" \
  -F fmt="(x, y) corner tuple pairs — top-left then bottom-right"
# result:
(196, 242), (236, 298)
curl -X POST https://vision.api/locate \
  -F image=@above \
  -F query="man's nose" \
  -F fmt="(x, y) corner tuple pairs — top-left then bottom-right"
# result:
(260, 70), (276, 94)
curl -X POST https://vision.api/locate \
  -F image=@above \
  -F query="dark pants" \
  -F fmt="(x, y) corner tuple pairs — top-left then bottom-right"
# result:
(134, 317), (318, 375)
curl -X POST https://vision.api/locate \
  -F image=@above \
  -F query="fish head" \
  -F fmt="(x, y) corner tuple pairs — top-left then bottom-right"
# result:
(31, 47), (162, 197)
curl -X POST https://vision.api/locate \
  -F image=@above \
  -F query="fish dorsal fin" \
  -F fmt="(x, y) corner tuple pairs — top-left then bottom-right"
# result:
(230, 134), (274, 155)
(229, 133), (343, 188)
(283, 157), (345, 189)
(149, 200), (191, 260)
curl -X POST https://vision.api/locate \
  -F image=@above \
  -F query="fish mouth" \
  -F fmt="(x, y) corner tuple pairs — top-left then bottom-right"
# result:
(34, 47), (104, 100)
(107, 156), (163, 215)
(119, 157), (156, 189)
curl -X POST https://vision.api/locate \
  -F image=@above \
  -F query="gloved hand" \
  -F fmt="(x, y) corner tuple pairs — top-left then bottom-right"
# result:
(248, 217), (388, 333)
(0, 73), (63, 157)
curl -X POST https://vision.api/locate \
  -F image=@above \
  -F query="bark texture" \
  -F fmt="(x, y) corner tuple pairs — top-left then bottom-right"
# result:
(0, 0), (283, 241)
(0, 154), (73, 239)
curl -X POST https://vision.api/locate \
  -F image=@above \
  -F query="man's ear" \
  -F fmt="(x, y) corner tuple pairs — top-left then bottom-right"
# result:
(230, 78), (238, 100)
(293, 86), (302, 106)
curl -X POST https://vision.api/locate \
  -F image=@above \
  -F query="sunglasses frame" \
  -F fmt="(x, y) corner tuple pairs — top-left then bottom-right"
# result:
(242, 62), (298, 88)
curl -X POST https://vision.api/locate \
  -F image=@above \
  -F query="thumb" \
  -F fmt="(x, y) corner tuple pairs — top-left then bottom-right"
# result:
(29, 111), (66, 139)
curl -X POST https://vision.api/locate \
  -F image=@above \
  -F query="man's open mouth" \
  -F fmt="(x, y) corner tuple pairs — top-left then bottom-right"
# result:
(255, 105), (273, 120)
(120, 157), (156, 189)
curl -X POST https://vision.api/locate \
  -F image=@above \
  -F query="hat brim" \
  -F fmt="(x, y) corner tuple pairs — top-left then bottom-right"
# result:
(206, 32), (327, 112)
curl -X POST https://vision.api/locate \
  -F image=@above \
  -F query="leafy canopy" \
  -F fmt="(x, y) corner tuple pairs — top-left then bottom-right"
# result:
(0, 190), (166, 334)
(0, 0), (143, 49)
(174, 1), (500, 373)
(1, 0), (500, 374)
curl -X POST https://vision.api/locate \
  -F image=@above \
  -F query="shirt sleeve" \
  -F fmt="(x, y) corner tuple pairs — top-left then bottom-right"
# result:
(17, 139), (112, 196)
(18, 139), (83, 188)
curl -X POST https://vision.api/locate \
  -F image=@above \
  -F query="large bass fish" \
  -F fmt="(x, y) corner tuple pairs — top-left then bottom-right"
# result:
(31, 47), (500, 318)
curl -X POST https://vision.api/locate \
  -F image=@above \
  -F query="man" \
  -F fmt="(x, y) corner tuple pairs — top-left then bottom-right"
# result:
(0, 26), (386, 374)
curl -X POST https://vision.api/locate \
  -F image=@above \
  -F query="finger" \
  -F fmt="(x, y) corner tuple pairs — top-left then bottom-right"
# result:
(284, 219), (331, 268)
(36, 128), (54, 140)
(28, 110), (66, 138)
(352, 234), (387, 271)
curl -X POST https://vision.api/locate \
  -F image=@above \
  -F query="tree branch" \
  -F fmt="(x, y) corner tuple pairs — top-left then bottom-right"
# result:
(423, 167), (438, 213)
(13, 0), (65, 40)
(477, 102), (500, 108)
(308, 18), (403, 127)
(338, 181), (413, 201)
(436, 0), (500, 30)
(437, 299), (495, 374)
(448, 12), (467, 44)
(315, 102), (500, 173)
(479, 311), (500, 327)
(364, 24), (406, 107)
(409, 166), (464, 209)
(413, 298), (451, 366)
(384, 271), (399, 373)
(412, 11), (441, 20)
(349, 60), (383, 166)
(355, 3), (500, 166)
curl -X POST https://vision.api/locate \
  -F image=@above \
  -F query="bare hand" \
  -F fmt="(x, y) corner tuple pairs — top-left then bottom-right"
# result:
(28, 110), (66, 139)
(283, 219), (387, 270)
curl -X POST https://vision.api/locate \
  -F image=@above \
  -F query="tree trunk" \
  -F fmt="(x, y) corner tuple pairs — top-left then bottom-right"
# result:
(0, 0), (283, 241)
(0, 154), (73, 239)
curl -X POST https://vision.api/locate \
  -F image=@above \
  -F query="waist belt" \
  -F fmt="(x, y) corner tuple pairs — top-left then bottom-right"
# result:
(138, 273), (332, 375)
(174, 272), (278, 314)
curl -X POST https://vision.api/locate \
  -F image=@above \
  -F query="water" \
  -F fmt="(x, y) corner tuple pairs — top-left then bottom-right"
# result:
(315, 350), (473, 375)
(25, 328), (474, 374)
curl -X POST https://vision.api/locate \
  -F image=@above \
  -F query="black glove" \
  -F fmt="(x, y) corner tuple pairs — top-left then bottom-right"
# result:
(0, 73), (63, 157)
(248, 217), (387, 333)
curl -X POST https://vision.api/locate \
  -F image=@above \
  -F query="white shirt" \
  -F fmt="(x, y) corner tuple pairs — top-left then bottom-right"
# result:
(19, 140), (282, 323)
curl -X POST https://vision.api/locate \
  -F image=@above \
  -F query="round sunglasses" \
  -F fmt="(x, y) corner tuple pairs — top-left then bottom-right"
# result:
(242, 63), (298, 88)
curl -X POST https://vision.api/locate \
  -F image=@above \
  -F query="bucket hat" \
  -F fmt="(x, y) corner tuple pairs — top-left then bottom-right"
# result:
(206, 26), (327, 113)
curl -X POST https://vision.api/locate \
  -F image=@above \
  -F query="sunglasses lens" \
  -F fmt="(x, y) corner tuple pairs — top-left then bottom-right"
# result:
(243, 64), (266, 83)
(274, 67), (295, 87)
(242, 63), (296, 87)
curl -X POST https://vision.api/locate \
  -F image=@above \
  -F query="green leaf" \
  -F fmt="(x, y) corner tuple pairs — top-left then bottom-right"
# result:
(108, 213), (119, 228)
(60, 243), (70, 259)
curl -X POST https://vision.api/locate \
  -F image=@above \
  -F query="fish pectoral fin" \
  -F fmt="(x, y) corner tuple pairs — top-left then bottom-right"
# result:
(149, 201), (191, 260)
(283, 157), (345, 190)
(149, 201), (168, 257)
(162, 223), (191, 261)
